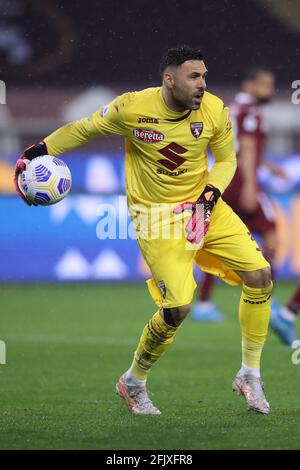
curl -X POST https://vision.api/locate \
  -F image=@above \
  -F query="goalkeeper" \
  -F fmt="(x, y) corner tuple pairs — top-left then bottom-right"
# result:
(15, 46), (273, 415)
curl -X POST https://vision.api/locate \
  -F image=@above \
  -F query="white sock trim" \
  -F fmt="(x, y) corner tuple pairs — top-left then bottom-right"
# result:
(125, 369), (146, 387)
(238, 363), (260, 378)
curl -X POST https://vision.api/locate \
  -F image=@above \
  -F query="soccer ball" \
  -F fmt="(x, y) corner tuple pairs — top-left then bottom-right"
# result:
(19, 155), (72, 206)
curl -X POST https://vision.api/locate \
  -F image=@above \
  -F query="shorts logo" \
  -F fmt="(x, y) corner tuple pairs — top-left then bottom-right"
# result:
(158, 280), (166, 299)
(133, 128), (164, 143)
(190, 122), (203, 138)
(138, 117), (159, 124)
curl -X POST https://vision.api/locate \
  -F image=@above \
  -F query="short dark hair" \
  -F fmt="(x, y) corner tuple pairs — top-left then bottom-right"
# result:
(243, 66), (274, 82)
(159, 45), (203, 76)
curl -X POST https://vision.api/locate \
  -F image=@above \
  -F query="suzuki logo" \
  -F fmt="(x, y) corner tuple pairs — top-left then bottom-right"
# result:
(158, 142), (187, 171)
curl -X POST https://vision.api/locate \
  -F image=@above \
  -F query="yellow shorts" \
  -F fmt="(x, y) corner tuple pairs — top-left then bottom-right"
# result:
(137, 198), (270, 308)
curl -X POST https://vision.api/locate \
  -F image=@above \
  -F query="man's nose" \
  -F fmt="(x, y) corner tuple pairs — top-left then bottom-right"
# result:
(197, 77), (206, 89)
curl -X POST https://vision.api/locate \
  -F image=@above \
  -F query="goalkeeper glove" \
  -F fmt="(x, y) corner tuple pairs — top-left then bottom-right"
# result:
(14, 142), (48, 206)
(173, 184), (221, 244)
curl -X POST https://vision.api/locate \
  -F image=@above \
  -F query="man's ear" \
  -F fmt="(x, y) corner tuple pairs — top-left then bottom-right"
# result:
(163, 71), (175, 90)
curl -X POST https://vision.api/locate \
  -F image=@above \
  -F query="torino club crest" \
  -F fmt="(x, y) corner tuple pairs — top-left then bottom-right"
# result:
(190, 122), (203, 139)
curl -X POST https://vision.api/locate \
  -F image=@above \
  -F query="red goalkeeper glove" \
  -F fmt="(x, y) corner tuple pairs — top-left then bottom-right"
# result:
(174, 184), (221, 244)
(14, 142), (48, 206)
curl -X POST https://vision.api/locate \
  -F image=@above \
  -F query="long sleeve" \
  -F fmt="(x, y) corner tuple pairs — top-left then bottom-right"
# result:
(208, 105), (237, 193)
(44, 95), (126, 156)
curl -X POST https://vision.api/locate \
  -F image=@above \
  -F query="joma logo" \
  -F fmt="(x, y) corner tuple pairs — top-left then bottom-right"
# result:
(138, 117), (159, 124)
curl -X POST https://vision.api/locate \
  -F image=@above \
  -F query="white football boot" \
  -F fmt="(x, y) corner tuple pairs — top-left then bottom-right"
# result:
(116, 373), (161, 415)
(232, 373), (270, 415)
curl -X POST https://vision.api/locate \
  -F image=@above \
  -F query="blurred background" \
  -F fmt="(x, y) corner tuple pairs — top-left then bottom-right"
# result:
(0, 0), (300, 282)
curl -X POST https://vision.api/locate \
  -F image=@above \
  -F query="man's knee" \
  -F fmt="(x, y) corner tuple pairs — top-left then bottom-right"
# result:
(239, 266), (272, 288)
(162, 304), (192, 327)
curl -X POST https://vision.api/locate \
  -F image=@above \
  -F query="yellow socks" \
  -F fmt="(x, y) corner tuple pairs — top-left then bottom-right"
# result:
(239, 282), (273, 370)
(128, 282), (272, 383)
(129, 310), (178, 381)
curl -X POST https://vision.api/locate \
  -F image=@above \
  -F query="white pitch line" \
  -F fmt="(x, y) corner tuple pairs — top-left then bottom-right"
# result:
(1, 333), (288, 352)
(2, 334), (136, 346)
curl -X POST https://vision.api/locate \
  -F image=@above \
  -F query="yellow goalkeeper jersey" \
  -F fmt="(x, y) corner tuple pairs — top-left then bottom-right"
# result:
(44, 87), (236, 206)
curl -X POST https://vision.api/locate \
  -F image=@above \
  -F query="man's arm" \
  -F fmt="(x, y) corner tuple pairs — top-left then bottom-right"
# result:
(44, 97), (125, 155)
(238, 134), (259, 212)
(14, 95), (127, 204)
(208, 104), (237, 193)
(174, 104), (236, 245)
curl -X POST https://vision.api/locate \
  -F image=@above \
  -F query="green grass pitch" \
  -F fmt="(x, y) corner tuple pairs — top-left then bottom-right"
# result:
(0, 281), (299, 450)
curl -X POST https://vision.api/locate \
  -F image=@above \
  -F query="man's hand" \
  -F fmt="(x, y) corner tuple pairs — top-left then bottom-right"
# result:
(263, 160), (288, 180)
(14, 142), (48, 206)
(174, 184), (221, 244)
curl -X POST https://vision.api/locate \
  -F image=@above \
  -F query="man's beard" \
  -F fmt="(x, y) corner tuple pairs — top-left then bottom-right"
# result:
(172, 94), (191, 111)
